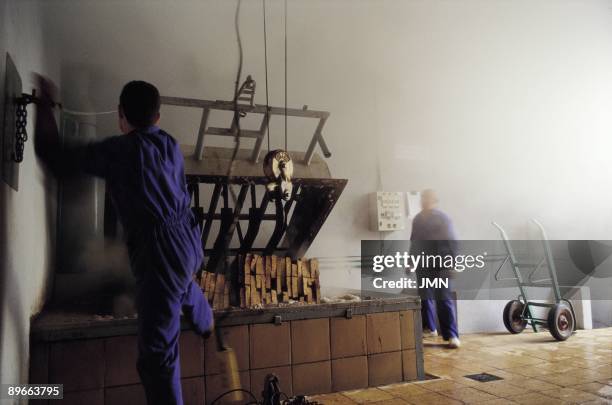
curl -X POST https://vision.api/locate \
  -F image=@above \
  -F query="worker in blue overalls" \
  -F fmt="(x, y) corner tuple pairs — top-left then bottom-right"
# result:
(34, 78), (214, 405)
(410, 189), (460, 348)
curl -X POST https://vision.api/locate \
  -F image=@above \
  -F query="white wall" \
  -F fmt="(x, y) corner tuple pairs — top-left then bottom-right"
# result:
(0, 0), (57, 394)
(37, 0), (612, 325)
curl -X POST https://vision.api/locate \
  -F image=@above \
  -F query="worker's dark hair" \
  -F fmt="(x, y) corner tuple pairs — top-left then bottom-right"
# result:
(119, 80), (161, 128)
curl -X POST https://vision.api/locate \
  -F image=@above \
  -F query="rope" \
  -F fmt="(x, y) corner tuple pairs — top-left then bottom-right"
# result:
(61, 108), (117, 116)
(215, 0), (244, 275)
(263, 0), (271, 152)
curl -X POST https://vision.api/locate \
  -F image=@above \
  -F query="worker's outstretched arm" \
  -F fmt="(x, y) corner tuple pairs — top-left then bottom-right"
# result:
(34, 74), (69, 177)
(34, 75), (124, 179)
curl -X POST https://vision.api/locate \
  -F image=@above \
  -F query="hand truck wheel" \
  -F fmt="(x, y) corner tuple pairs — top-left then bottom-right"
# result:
(547, 303), (574, 341)
(503, 300), (527, 334)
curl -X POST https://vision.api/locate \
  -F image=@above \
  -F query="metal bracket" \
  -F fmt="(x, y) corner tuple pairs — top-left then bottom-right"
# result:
(345, 308), (353, 319)
(2, 53), (22, 189)
(274, 315), (282, 325)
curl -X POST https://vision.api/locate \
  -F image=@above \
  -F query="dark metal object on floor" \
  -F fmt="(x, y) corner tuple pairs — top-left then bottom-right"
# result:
(262, 373), (282, 405)
(464, 373), (503, 383)
(286, 396), (319, 405)
(261, 374), (320, 405)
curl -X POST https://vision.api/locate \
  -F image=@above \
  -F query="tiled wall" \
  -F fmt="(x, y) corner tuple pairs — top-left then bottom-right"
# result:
(30, 310), (420, 404)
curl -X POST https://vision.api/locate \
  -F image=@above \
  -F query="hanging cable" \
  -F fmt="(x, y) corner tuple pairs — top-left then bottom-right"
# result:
(262, 0), (271, 152)
(227, 0), (244, 182)
(216, 0), (245, 275)
(284, 0), (288, 151)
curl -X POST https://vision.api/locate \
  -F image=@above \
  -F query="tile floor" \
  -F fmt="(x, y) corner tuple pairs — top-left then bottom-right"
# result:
(311, 327), (612, 404)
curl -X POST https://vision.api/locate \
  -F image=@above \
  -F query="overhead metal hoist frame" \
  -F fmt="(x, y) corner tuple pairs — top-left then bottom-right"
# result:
(160, 96), (331, 165)
(157, 96), (346, 277)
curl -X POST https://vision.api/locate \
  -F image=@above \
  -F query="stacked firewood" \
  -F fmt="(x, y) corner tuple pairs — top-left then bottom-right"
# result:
(199, 271), (231, 310)
(199, 255), (321, 310)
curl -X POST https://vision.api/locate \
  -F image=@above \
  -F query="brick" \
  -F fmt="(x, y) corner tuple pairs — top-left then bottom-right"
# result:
(368, 352), (402, 386)
(205, 325), (249, 374)
(182, 377), (205, 405)
(205, 370), (250, 405)
(292, 361), (331, 396)
(104, 335), (139, 387)
(180, 331), (205, 377)
(366, 312), (401, 354)
(399, 310), (416, 349)
(402, 350), (418, 381)
(291, 319), (330, 364)
(331, 356), (368, 392)
(250, 323), (291, 369)
(62, 389), (103, 405)
(49, 339), (104, 392)
(105, 384), (147, 405)
(250, 366), (293, 397)
(30, 342), (49, 384)
(330, 315), (367, 359)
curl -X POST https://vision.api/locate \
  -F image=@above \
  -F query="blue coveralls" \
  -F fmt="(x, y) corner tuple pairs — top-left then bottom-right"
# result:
(410, 209), (459, 340)
(58, 126), (213, 405)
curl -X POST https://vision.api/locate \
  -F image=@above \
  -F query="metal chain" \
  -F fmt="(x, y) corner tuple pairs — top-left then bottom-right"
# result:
(14, 100), (28, 163)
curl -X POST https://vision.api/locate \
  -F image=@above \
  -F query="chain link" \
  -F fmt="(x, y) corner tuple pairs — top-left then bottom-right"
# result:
(14, 100), (28, 163)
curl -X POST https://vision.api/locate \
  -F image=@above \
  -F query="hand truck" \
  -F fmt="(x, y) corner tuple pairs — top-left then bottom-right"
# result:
(492, 219), (576, 341)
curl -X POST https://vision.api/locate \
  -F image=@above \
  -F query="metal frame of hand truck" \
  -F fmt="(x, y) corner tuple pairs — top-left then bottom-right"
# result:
(492, 219), (577, 335)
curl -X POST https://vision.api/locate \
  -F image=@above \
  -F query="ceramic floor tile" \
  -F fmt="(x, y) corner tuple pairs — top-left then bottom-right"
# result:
(308, 393), (357, 405)
(438, 387), (499, 403)
(508, 392), (570, 405)
(370, 399), (412, 405)
(536, 372), (597, 386)
(570, 382), (612, 399)
(349, 328), (612, 405)
(598, 378), (612, 386)
(378, 382), (431, 397)
(470, 380), (530, 397)
(417, 379), (469, 392)
(455, 363), (500, 373)
(403, 392), (463, 405)
(342, 388), (394, 403)
(476, 400), (519, 405)
(573, 373), (607, 385)
(579, 399), (612, 405)
(501, 364), (559, 378)
(445, 375), (482, 388)
(506, 377), (560, 392)
(540, 388), (603, 404)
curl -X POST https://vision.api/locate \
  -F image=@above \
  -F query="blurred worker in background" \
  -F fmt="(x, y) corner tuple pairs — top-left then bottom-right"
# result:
(410, 189), (460, 348)
(34, 77), (213, 405)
